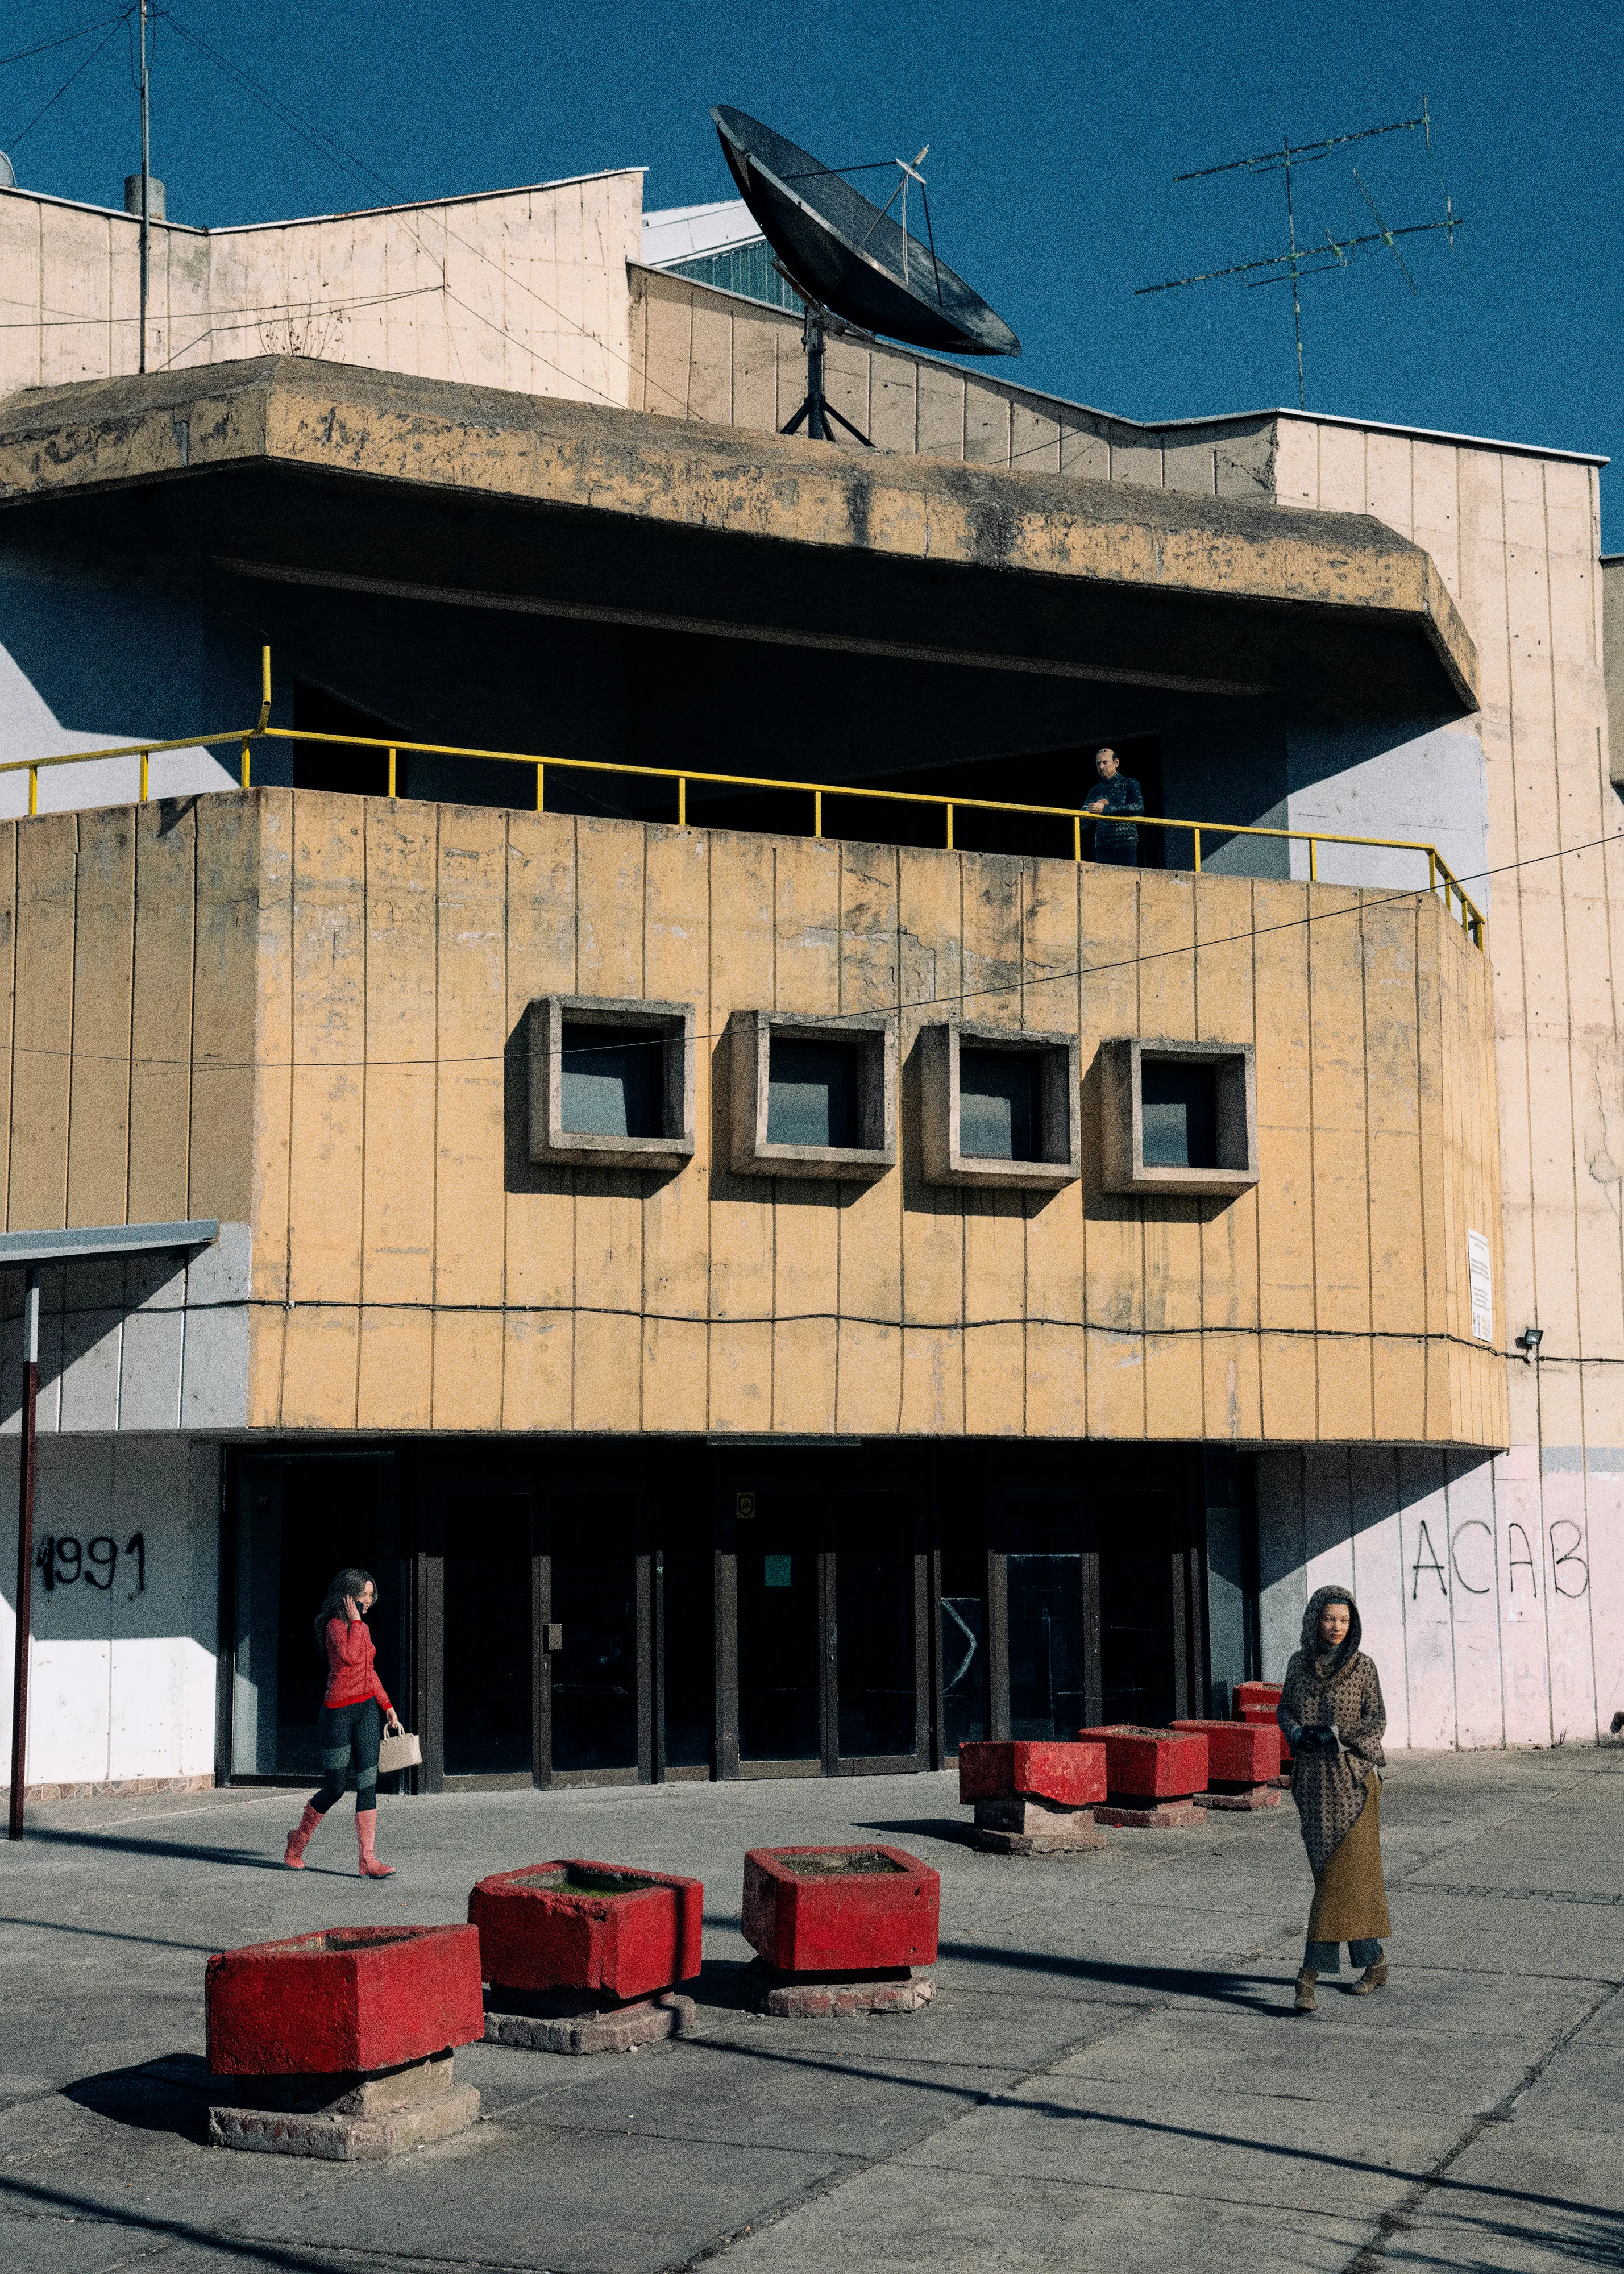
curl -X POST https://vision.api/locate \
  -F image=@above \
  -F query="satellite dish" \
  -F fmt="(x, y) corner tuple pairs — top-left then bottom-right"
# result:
(712, 106), (1020, 359)
(711, 106), (1019, 447)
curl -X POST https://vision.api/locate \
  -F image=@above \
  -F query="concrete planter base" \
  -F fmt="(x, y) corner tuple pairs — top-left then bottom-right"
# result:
(971, 1796), (1106, 1853)
(745, 1961), (934, 2017)
(974, 1825), (1107, 1854)
(1094, 1798), (1203, 1830)
(208, 2050), (478, 2160)
(1194, 1785), (1282, 1812)
(484, 1988), (695, 2054)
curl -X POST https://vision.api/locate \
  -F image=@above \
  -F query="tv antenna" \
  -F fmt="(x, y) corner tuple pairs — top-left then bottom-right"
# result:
(1136, 99), (1462, 410)
(712, 106), (1020, 445)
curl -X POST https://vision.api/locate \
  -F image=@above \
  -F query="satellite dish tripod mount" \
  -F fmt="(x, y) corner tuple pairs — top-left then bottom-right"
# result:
(781, 295), (873, 447)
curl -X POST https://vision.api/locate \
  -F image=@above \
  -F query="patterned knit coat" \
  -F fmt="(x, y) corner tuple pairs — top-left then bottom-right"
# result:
(1278, 1589), (1387, 1876)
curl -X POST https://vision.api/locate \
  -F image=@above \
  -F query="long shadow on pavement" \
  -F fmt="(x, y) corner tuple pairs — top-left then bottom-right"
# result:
(9, 1826), (296, 1873)
(61, 2053), (218, 2144)
(937, 1940), (1288, 2015)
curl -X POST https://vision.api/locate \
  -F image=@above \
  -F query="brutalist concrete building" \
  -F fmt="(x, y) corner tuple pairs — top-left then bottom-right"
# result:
(0, 156), (1614, 1801)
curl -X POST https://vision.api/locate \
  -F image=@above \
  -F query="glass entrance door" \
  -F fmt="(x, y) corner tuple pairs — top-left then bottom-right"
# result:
(229, 1453), (403, 1781)
(1098, 1491), (1178, 1725)
(546, 1511), (642, 1779)
(442, 1496), (534, 1779)
(1007, 1553), (1090, 1738)
(835, 1495), (920, 1765)
(736, 1493), (821, 1769)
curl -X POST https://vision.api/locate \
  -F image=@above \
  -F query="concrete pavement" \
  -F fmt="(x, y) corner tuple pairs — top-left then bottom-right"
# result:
(1, 1746), (1620, 2272)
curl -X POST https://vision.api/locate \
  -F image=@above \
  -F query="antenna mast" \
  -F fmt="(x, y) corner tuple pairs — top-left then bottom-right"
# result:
(1137, 101), (1461, 410)
(138, 0), (150, 375)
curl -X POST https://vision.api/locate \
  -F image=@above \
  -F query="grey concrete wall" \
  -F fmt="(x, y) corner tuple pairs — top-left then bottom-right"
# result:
(0, 549), (279, 816)
(1283, 721), (1489, 907)
(0, 173), (642, 406)
(1257, 1441), (1618, 1748)
(0, 1225), (251, 1436)
(0, 1432), (220, 1786)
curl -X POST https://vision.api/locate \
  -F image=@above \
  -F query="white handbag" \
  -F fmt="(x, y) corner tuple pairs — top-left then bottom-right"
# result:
(378, 1728), (422, 1775)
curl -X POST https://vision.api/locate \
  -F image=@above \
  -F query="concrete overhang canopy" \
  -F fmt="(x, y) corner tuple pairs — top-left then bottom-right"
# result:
(0, 1219), (219, 1265)
(0, 358), (1478, 717)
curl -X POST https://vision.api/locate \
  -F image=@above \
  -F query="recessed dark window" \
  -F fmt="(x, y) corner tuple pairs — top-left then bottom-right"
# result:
(560, 1023), (663, 1138)
(960, 1048), (1043, 1161)
(1141, 1060), (1218, 1168)
(766, 1038), (859, 1148)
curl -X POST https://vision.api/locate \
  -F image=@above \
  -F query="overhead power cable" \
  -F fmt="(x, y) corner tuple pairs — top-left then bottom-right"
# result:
(0, 10), (129, 71)
(156, 5), (689, 414)
(3, 12), (126, 150)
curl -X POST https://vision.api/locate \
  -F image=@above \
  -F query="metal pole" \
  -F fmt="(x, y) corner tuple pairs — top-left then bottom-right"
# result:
(1282, 136), (1305, 410)
(805, 304), (827, 441)
(8, 1267), (40, 1841)
(138, 0), (150, 377)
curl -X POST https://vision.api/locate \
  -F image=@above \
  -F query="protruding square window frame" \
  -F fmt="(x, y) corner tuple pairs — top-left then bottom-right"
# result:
(528, 994), (695, 1171)
(729, 1010), (897, 1181)
(920, 1022), (1080, 1192)
(1100, 1037), (1258, 1198)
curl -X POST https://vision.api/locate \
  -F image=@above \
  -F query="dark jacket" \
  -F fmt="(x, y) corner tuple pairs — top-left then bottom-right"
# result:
(1087, 772), (1143, 854)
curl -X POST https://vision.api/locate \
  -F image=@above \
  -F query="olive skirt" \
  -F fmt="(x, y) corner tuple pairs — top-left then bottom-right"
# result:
(1306, 1769), (1392, 1944)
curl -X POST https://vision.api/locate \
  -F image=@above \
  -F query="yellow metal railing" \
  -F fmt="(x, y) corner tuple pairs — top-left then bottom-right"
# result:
(3, 646), (1487, 949)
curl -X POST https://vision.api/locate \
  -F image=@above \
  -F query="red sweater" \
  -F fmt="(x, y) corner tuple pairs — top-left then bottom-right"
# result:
(323, 1617), (393, 1713)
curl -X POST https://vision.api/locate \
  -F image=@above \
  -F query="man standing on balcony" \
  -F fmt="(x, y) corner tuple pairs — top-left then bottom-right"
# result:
(1082, 745), (1143, 866)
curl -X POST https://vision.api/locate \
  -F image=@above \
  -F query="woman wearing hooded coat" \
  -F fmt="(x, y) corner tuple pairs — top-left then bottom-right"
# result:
(1278, 1585), (1391, 2013)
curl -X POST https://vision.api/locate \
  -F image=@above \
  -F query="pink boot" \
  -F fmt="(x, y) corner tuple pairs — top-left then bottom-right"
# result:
(284, 1802), (322, 1869)
(356, 1808), (394, 1878)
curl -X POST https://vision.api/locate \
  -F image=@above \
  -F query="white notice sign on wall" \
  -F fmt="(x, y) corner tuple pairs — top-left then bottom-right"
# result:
(1468, 1230), (1493, 1344)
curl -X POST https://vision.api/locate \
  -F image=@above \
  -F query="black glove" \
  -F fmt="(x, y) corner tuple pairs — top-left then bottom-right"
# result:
(1297, 1724), (1339, 1756)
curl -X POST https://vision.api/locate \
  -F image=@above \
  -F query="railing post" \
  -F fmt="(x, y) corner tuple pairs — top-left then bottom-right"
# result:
(678, 777), (686, 827)
(1192, 826), (1201, 875)
(239, 740), (251, 790)
(1428, 848), (1437, 898)
(945, 803), (954, 850)
(1308, 836), (1318, 883)
(1073, 813), (1082, 862)
(388, 748), (398, 799)
(27, 767), (36, 818)
(139, 750), (149, 803)
(813, 789), (823, 839)
(534, 761), (543, 814)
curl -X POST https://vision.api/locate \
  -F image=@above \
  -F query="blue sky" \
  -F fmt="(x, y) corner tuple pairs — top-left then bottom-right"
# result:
(6, 1), (1622, 536)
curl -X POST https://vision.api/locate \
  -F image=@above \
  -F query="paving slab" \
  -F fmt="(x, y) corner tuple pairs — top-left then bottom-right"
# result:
(0, 1751), (1620, 2272)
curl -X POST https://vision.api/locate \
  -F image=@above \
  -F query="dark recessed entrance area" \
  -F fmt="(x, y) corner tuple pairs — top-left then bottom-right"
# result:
(224, 1442), (1255, 1791)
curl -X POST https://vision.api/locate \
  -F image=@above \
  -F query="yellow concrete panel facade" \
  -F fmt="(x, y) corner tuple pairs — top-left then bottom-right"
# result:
(0, 786), (1502, 1447)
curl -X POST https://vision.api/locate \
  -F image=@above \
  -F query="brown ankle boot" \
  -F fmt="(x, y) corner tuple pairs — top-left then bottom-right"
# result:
(1352, 1960), (1388, 1995)
(284, 1803), (322, 1869)
(356, 1808), (394, 1878)
(1294, 1969), (1318, 2013)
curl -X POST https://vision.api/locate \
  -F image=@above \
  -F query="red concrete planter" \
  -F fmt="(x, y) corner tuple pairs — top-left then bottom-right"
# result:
(742, 1846), (939, 1974)
(468, 1860), (704, 2001)
(1075, 1725), (1209, 1800)
(1172, 1719), (1278, 1786)
(957, 1740), (1106, 1809)
(1232, 1681), (1283, 1715)
(1236, 1699), (1291, 1768)
(206, 1926), (485, 2078)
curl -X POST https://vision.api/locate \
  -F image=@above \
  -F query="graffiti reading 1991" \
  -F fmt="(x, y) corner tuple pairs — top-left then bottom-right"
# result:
(35, 1534), (147, 1599)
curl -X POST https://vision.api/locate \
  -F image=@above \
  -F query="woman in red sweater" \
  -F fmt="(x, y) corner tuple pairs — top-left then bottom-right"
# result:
(284, 1566), (404, 1877)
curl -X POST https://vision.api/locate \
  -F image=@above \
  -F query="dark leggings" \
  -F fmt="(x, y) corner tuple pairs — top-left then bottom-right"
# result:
(311, 1700), (382, 1816)
(1305, 1938), (1382, 1974)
